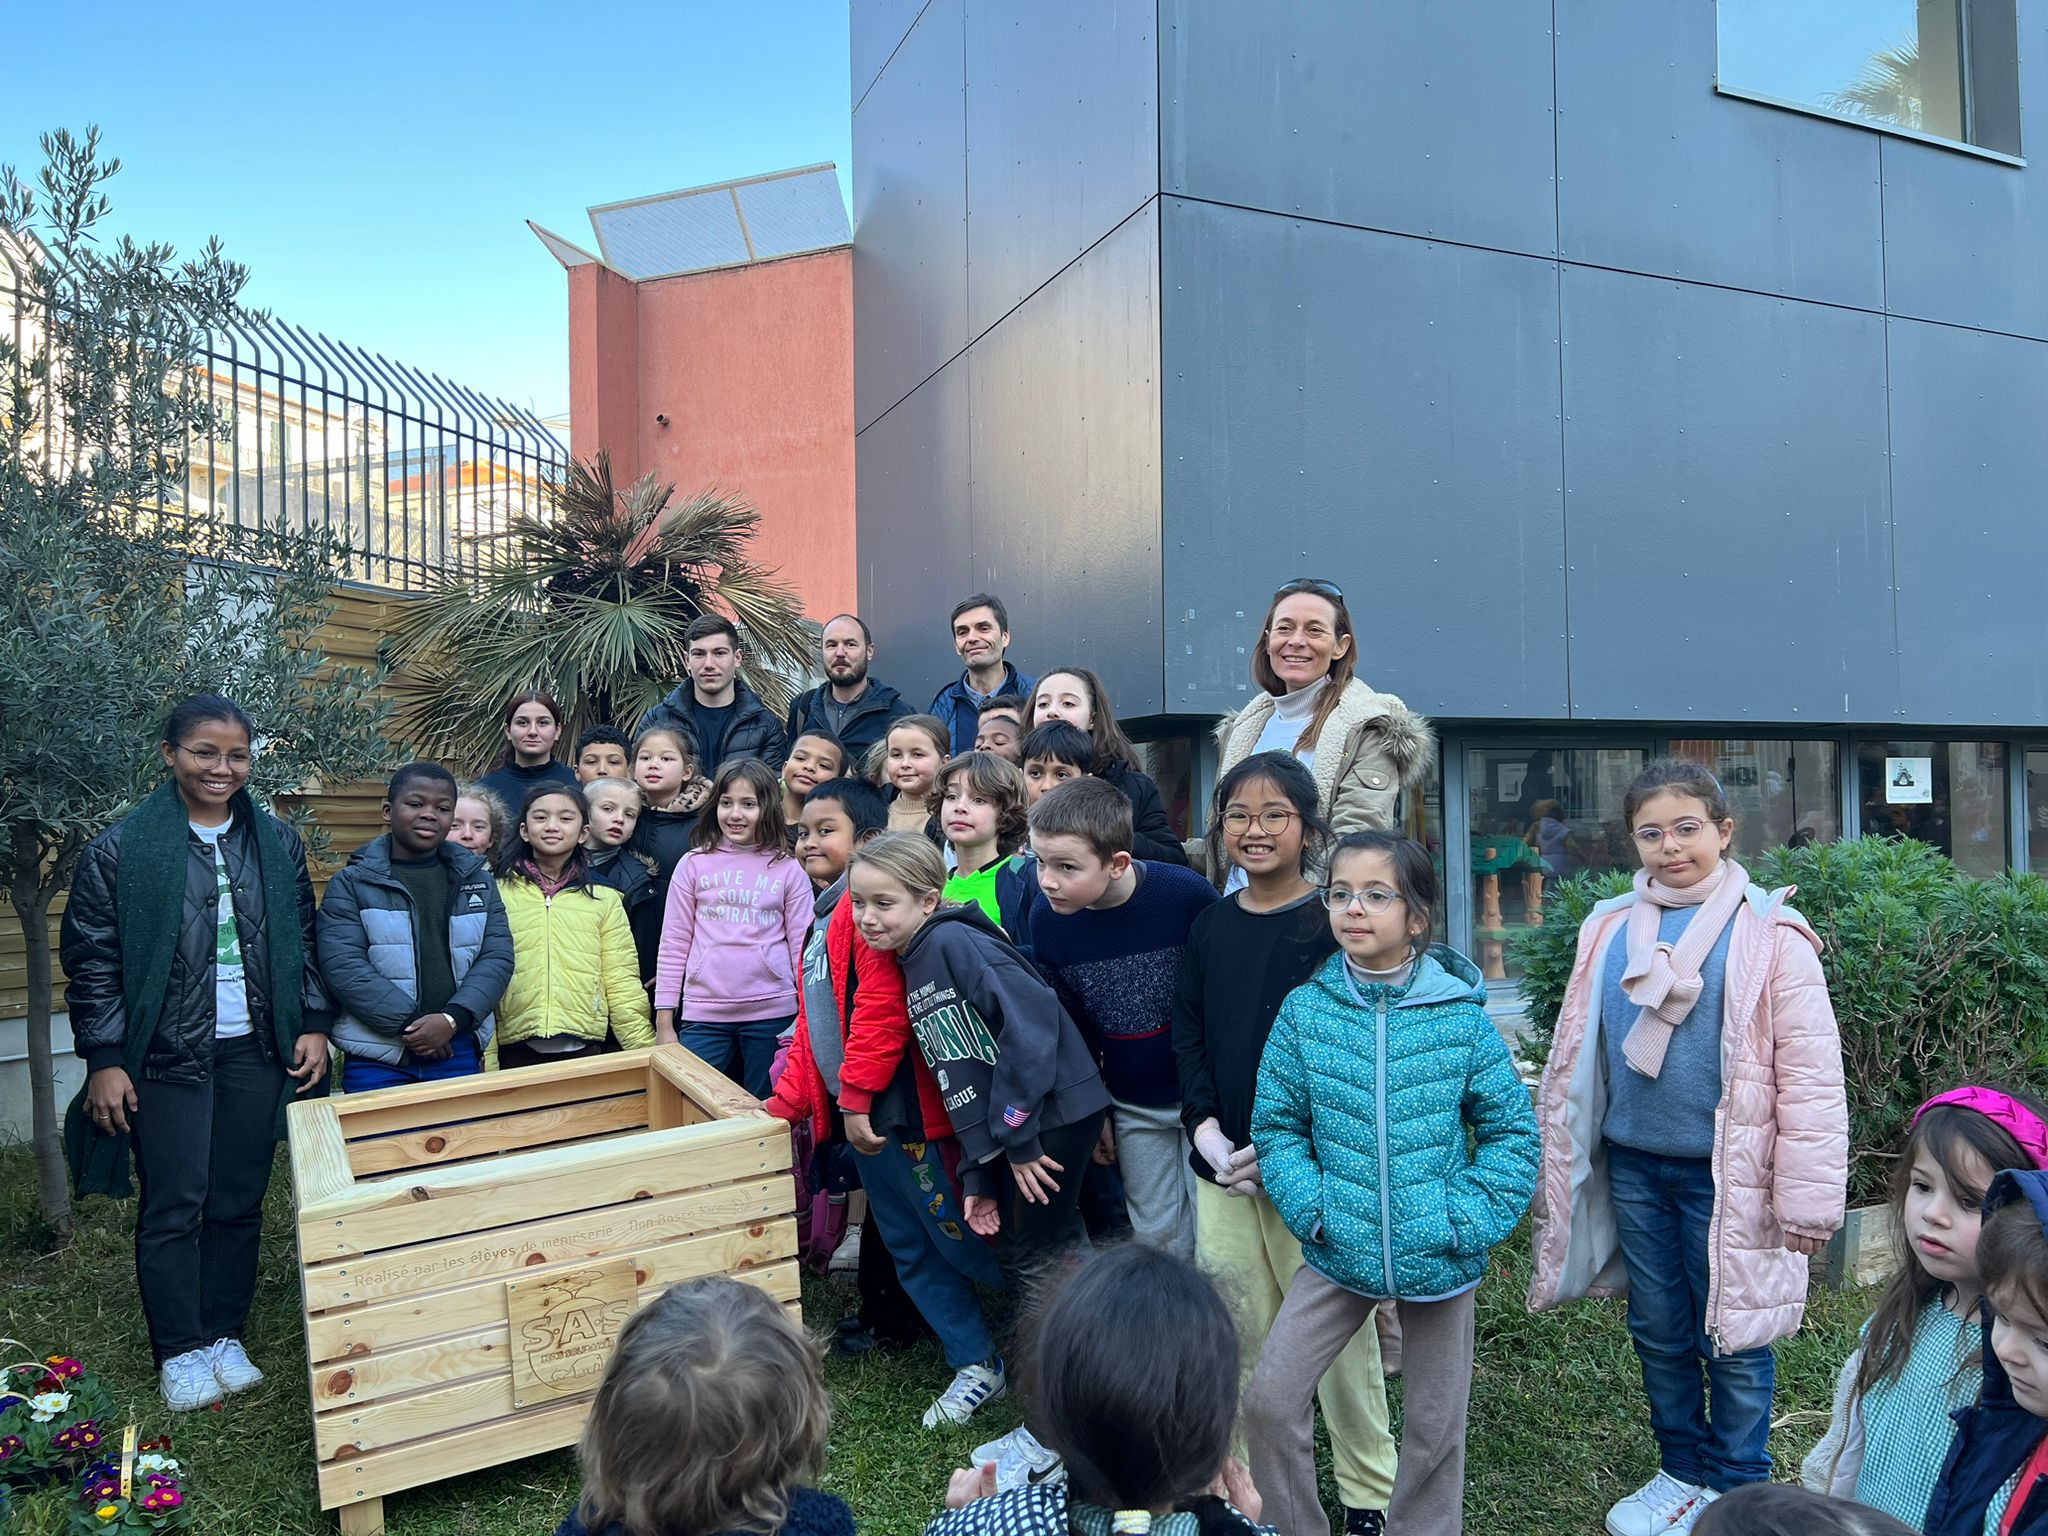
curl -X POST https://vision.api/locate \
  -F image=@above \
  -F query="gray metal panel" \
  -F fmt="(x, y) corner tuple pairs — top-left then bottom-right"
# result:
(1559, 265), (1896, 722)
(1888, 316), (2048, 724)
(1555, 0), (1884, 311)
(963, 0), (1159, 338)
(1159, 0), (1557, 258)
(1157, 198), (1568, 721)
(1880, 4), (2048, 341)
(589, 193), (749, 280)
(967, 203), (1165, 714)
(736, 168), (853, 259)
(856, 358), (976, 698)
(853, 0), (969, 434)
(853, 0), (932, 108)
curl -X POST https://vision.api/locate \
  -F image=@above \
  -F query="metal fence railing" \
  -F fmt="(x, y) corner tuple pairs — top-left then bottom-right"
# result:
(2, 243), (566, 591)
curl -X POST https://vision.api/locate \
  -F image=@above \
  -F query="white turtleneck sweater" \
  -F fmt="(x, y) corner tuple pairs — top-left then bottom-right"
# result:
(1249, 674), (1329, 771)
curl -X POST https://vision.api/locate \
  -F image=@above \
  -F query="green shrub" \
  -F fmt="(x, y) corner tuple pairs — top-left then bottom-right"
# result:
(1512, 838), (2048, 1205)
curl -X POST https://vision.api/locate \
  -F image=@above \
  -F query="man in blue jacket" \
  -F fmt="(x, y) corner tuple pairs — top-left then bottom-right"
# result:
(928, 592), (1034, 754)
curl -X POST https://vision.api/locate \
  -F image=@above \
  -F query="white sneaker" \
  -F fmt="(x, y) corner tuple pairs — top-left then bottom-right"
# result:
(160, 1350), (223, 1412)
(921, 1358), (1007, 1428)
(970, 1424), (1065, 1490)
(205, 1338), (264, 1394)
(829, 1225), (862, 1275)
(1605, 1472), (1709, 1536)
(1671, 1486), (1719, 1533)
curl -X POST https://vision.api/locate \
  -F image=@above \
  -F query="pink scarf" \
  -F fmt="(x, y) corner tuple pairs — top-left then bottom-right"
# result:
(1620, 858), (1749, 1079)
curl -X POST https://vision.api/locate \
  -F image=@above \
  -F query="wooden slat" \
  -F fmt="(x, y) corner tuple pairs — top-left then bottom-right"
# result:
(331, 1055), (653, 1137)
(301, 1174), (792, 1311)
(290, 1102), (358, 1209)
(320, 1395), (587, 1510)
(344, 1093), (648, 1175)
(299, 1120), (789, 1256)
(650, 1043), (774, 1122)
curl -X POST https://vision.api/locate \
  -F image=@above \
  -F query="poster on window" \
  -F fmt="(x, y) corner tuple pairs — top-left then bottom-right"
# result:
(1885, 756), (1933, 805)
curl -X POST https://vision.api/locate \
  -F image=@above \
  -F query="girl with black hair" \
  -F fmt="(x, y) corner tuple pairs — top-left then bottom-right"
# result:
(61, 694), (331, 1413)
(1026, 666), (1187, 865)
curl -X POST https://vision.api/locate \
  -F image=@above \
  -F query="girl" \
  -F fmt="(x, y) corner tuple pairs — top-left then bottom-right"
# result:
(782, 730), (848, 837)
(62, 695), (329, 1412)
(557, 1277), (854, 1536)
(1805, 1087), (2048, 1526)
(934, 751), (1030, 924)
(655, 759), (814, 1099)
(1244, 831), (1538, 1536)
(849, 834), (1110, 1308)
(476, 690), (577, 810)
(1171, 753), (1395, 1535)
(1027, 666), (1187, 865)
(929, 1244), (1273, 1536)
(879, 715), (951, 840)
(494, 783), (652, 1069)
(630, 724), (712, 888)
(1527, 758), (1849, 1536)
(451, 781), (508, 862)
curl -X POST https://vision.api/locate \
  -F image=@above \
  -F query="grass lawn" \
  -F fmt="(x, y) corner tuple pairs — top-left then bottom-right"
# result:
(0, 1145), (1874, 1535)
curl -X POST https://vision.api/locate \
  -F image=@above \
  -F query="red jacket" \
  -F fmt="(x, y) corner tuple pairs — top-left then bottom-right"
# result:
(765, 898), (951, 1140)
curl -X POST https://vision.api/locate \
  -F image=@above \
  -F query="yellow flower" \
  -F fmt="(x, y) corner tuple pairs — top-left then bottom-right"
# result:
(96, 1504), (118, 1519)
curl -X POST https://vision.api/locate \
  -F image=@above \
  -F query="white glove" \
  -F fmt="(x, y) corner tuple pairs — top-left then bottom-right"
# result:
(1192, 1119), (1239, 1183)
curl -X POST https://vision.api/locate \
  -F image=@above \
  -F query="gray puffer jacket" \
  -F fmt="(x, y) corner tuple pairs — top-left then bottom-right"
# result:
(318, 835), (514, 1065)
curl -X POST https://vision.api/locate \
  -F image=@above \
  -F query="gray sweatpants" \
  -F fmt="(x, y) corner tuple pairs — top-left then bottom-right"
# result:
(1243, 1264), (1478, 1536)
(1110, 1097), (1196, 1260)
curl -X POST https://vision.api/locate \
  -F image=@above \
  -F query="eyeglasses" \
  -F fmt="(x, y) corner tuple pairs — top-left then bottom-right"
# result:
(1631, 819), (1715, 849)
(1319, 886), (1404, 914)
(1222, 808), (1298, 835)
(175, 743), (254, 770)
(1276, 577), (1344, 601)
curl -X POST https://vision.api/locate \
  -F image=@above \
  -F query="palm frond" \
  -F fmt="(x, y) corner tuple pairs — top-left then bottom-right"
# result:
(1824, 39), (1923, 128)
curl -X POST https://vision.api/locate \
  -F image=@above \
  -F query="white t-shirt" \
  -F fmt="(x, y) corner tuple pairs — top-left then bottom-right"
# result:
(191, 822), (253, 1038)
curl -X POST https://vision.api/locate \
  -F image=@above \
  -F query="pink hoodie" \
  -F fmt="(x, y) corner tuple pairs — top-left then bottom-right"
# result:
(653, 843), (814, 1022)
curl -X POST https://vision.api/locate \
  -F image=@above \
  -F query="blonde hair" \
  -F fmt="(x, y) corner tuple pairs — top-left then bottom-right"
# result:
(850, 829), (950, 902)
(575, 1279), (827, 1536)
(453, 782), (510, 853)
(585, 776), (644, 806)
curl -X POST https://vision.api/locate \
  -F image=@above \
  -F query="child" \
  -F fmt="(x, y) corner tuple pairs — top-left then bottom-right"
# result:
(782, 730), (848, 835)
(557, 1277), (854, 1536)
(796, 777), (889, 894)
(1172, 752), (1395, 1534)
(1026, 666), (1187, 865)
(973, 695), (1027, 765)
(630, 723), (712, 889)
(494, 783), (652, 1069)
(1245, 830), (1539, 1536)
(654, 759), (814, 1099)
(583, 776), (662, 996)
(1804, 1087), (2048, 1525)
(1026, 777), (1216, 1261)
(880, 715), (951, 840)
(476, 690), (577, 809)
(769, 783), (1006, 1431)
(1924, 1168), (2048, 1536)
(928, 1245), (1273, 1536)
(934, 751), (1029, 924)
(1696, 1485), (1915, 1536)
(320, 763), (514, 1092)
(1527, 759), (1849, 1536)
(1020, 721), (1092, 807)
(573, 724), (633, 784)
(849, 832), (1110, 1308)
(451, 782), (507, 861)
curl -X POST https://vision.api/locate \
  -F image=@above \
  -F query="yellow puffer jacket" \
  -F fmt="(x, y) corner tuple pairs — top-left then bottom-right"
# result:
(495, 875), (654, 1053)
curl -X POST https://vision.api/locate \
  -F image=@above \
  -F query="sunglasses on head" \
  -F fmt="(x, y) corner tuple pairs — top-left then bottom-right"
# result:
(1275, 576), (1344, 601)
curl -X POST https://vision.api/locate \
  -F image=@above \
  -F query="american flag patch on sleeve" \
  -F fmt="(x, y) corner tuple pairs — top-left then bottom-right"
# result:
(1002, 1105), (1029, 1128)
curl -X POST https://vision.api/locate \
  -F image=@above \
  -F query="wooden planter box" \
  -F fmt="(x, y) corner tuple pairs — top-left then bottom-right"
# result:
(286, 1045), (797, 1536)
(1821, 1201), (1899, 1291)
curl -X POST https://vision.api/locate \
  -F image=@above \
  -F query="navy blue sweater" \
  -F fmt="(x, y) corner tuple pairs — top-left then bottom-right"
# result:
(1029, 862), (1219, 1107)
(556, 1485), (855, 1536)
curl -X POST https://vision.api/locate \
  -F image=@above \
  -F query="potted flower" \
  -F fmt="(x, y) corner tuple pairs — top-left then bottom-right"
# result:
(0, 1350), (116, 1485)
(70, 1438), (190, 1533)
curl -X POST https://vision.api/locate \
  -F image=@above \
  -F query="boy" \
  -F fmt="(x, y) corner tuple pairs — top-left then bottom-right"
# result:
(1026, 776), (1218, 1260)
(585, 776), (661, 992)
(319, 762), (514, 1092)
(936, 752), (1029, 925)
(973, 695), (1028, 765)
(574, 724), (632, 784)
(1020, 720), (1092, 806)
(796, 776), (889, 894)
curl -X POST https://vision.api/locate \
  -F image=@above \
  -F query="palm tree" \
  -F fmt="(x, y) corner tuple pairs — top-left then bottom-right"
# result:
(1824, 39), (1923, 130)
(387, 452), (811, 771)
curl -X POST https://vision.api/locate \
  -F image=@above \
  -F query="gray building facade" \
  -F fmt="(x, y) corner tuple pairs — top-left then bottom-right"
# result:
(851, 0), (2048, 978)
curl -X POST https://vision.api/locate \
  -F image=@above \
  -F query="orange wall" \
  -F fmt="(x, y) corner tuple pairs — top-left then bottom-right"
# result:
(567, 248), (855, 621)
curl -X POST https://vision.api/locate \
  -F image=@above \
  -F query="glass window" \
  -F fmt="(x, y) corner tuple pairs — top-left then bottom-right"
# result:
(1853, 740), (2008, 878)
(1466, 746), (1648, 983)
(1134, 734), (1196, 843)
(2027, 751), (2048, 876)
(1717, 0), (2021, 156)
(1662, 739), (1841, 860)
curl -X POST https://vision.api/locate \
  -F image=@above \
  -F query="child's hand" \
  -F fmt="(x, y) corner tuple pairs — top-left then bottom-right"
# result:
(1208, 1456), (1262, 1522)
(1785, 1231), (1828, 1257)
(1092, 1118), (1118, 1165)
(402, 1012), (457, 1058)
(964, 1195), (1002, 1237)
(1192, 1119), (1238, 1182)
(1010, 1155), (1064, 1204)
(1226, 1143), (1262, 1192)
(843, 1111), (886, 1156)
(945, 1462), (999, 1509)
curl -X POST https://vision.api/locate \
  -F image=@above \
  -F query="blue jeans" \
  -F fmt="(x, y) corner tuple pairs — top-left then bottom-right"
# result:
(341, 1032), (483, 1093)
(1606, 1142), (1776, 1490)
(679, 1014), (793, 1100)
(857, 1134), (1003, 1368)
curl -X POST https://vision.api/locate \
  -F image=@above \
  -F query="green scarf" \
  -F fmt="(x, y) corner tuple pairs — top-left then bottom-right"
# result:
(64, 781), (309, 1199)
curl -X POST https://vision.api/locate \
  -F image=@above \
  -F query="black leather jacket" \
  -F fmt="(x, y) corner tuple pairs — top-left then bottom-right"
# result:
(62, 807), (328, 1083)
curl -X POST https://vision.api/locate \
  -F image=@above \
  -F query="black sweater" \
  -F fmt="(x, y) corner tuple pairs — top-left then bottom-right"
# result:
(1098, 760), (1187, 866)
(1171, 890), (1336, 1180)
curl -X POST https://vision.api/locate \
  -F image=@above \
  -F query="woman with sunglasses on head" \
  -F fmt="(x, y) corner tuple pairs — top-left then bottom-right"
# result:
(1196, 578), (1435, 887)
(60, 694), (332, 1415)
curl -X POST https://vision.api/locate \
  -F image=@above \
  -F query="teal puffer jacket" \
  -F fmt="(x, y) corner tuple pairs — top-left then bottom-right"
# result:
(1253, 946), (1538, 1300)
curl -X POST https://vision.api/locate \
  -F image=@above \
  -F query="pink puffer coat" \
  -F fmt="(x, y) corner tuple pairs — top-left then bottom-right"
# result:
(1525, 885), (1848, 1355)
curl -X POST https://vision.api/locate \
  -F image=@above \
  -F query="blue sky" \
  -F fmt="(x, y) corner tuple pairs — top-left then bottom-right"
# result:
(3, 0), (854, 419)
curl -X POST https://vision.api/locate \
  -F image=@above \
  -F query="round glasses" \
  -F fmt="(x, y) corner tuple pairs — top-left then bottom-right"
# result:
(1222, 808), (1298, 835)
(1319, 886), (1404, 914)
